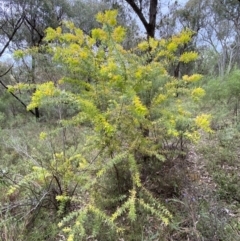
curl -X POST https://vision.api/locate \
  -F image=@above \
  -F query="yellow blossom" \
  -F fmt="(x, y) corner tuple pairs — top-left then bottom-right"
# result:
(138, 41), (149, 51)
(195, 114), (212, 132)
(61, 33), (78, 42)
(133, 96), (148, 116)
(79, 50), (88, 59)
(95, 12), (105, 23)
(112, 26), (126, 42)
(87, 37), (96, 46)
(63, 227), (72, 233)
(58, 78), (64, 84)
(182, 74), (203, 82)
(153, 94), (166, 105)
(178, 30), (193, 44)
(158, 49), (174, 60)
(191, 87), (205, 101)
(58, 222), (63, 228)
(135, 68), (143, 79)
(179, 51), (198, 63)
(112, 75), (122, 82)
(67, 234), (74, 241)
(75, 28), (84, 44)
(100, 60), (117, 77)
(105, 10), (118, 26)
(27, 90), (41, 110)
(91, 28), (108, 41)
(184, 130), (200, 142)
(159, 39), (166, 46)
(96, 10), (118, 26)
(167, 42), (178, 52)
(39, 132), (47, 140)
(64, 21), (75, 30)
(168, 128), (179, 137)
(44, 28), (58, 42)
(149, 38), (159, 50)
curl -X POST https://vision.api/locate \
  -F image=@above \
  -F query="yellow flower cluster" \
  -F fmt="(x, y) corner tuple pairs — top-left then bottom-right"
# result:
(191, 87), (205, 101)
(168, 128), (179, 137)
(39, 132), (47, 140)
(149, 38), (159, 50)
(138, 38), (159, 51)
(64, 21), (75, 30)
(95, 115), (115, 136)
(172, 29), (194, 45)
(153, 94), (167, 105)
(178, 30), (193, 44)
(179, 51), (198, 63)
(96, 9), (118, 26)
(43, 82), (55, 95)
(62, 227), (71, 233)
(112, 26), (126, 42)
(182, 74), (203, 82)
(138, 41), (149, 51)
(157, 50), (174, 59)
(67, 234), (74, 241)
(56, 195), (70, 202)
(167, 42), (178, 52)
(100, 59), (118, 78)
(134, 65), (152, 79)
(27, 82), (57, 110)
(91, 28), (108, 41)
(79, 49), (88, 59)
(195, 114), (212, 133)
(184, 130), (200, 142)
(60, 33), (78, 42)
(133, 96), (148, 116)
(135, 68), (143, 79)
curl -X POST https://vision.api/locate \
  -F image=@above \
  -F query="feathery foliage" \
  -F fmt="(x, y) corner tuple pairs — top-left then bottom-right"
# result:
(8, 10), (211, 239)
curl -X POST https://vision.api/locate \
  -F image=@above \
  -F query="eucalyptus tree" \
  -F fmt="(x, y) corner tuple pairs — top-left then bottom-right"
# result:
(0, 1), (24, 58)
(106, 0), (168, 38)
(70, 0), (109, 34)
(212, 0), (240, 74)
(106, 1), (204, 77)
(123, 0), (240, 76)
(177, 0), (240, 76)
(0, 0), (71, 57)
(122, 0), (158, 38)
(0, 0), (72, 118)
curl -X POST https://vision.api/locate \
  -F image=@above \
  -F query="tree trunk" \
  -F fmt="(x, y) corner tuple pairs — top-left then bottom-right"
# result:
(32, 54), (40, 119)
(147, 0), (158, 38)
(124, 0), (158, 38)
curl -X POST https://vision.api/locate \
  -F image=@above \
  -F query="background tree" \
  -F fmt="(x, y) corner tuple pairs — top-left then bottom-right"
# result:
(106, 0), (177, 38)
(179, 0), (240, 76)
(0, 0), (72, 119)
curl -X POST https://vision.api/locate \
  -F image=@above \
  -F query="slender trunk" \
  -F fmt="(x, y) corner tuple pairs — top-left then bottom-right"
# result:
(31, 54), (40, 119)
(29, 2), (40, 119)
(148, 0), (158, 38)
(124, 0), (158, 38)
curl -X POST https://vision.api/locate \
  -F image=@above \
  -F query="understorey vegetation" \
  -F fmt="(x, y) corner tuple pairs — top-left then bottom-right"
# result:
(0, 1), (240, 240)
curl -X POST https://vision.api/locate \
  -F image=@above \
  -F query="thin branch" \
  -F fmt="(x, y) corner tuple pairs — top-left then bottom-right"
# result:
(53, 174), (63, 195)
(0, 66), (36, 117)
(0, 15), (24, 57)
(124, 0), (149, 32)
(124, 0), (158, 37)
(0, 65), (13, 78)
(18, 191), (48, 221)
(24, 16), (44, 44)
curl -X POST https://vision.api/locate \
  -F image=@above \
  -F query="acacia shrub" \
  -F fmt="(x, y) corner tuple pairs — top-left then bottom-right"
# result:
(8, 10), (211, 240)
